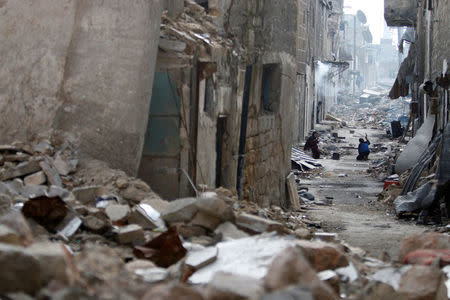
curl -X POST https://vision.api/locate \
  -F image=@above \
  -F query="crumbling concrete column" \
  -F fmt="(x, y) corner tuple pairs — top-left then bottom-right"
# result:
(0, 0), (163, 176)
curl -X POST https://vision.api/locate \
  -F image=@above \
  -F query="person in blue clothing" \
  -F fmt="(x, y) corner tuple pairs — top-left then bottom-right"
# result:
(357, 134), (370, 160)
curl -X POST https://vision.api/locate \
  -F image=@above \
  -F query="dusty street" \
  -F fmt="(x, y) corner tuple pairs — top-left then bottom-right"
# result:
(301, 124), (427, 260)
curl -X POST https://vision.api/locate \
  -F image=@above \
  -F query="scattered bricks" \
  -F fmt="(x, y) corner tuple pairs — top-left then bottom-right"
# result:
(115, 224), (145, 244)
(39, 160), (63, 187)
(53, 154), (73, 176)
(72, 186), (102, 204)
(214, 222), (249, 240)
(0, 160), (41, 181)
(399, 233), (450, 262)
(264, 246), (338, 300)
(196, 193), (234, 222)
(24, 171), (46, 185)
(296, 240), (349, 272)
(161, 198), (198, 224)
(0, 243), (41, 295)
(190, 211), (222, 231)
(397, 265), (448, 300)
(235, 213), (284, 234)
(105, 204), (130, 223)
(27, 242), (74, 286)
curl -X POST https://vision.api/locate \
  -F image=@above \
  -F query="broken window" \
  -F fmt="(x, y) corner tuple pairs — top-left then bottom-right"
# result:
(261, 64), (282, 113)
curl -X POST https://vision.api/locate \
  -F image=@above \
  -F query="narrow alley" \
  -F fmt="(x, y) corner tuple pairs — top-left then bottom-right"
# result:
(0, 0), (449, 299)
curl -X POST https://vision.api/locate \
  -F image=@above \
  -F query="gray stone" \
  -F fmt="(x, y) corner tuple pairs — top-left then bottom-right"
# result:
(24, 171), (47, 186)
(46, 185), (71, 199)
(105, 204), (130, 222)
(82, 215), (109, 234)
(0, 160), (41, 181)
(32, 141), (54, 155)
(261, 284), (314, 300)
(294, 227), (312, 240)
(115, 224), (145, 244)
(161, 198), (198, 224)
(190, 211), (222, 231)
(72, 186), (101, 204)
(39, 160), (63, 187)
(20, 184), (48, 199)
(214, 221), (249, 240)
(53, 154), (73, 176)
(196, 193), (234, 221)
(0, 243), (41, 294)
(398, 265), (448, 300)
(235, 213), (284, 234)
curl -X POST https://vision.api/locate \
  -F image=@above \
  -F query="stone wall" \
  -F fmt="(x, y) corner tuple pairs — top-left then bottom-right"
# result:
(0, 0), (163, 176)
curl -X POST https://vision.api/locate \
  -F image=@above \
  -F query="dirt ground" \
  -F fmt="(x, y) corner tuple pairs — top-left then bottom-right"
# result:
(302, 125), (427, 261)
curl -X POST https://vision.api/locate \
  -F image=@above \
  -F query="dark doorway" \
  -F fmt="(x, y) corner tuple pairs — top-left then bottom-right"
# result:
(215, 116), (227, 187)
(236, 66), (253, 199)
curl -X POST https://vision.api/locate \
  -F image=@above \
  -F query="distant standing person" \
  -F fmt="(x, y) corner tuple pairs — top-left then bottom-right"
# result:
(357, 134), (370, 160)
(304, 131), (321, 159)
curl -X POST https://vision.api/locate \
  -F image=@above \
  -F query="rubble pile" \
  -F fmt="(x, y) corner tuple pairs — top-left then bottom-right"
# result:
(1, 139), (448, 299)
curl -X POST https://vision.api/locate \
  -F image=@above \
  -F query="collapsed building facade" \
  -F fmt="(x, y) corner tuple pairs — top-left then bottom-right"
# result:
(0, 0), (346, 208)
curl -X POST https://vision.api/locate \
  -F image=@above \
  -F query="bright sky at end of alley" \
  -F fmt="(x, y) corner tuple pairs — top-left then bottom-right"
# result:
(344, 0), (385, 44)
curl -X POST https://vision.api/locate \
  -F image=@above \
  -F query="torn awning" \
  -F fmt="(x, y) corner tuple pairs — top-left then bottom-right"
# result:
(389, 44), (416, 99)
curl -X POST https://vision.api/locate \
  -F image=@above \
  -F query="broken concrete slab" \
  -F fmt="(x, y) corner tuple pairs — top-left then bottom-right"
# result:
(214, 221), (249, 240)
(235, 213), (284, 234)
(0, 160), (41, 181)
(46, 185), (71, 199)
(82, 215), (109, 234)
(115, 224), (145, 244)
(105, 204), (130, 223)
(188, 233), (300, 284)
(39, 160), (63, 187)
(72, 186), (102, 204)
(161, 197), (198, 224)
(134, 267), (169, 283)
(0, 211), (34, 246)
(24, 171), (47, 186)
(186, 246), (218, 270)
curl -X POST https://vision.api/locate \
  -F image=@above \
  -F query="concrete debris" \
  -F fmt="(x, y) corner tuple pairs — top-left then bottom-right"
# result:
(161, 197), (198, 224)
(214, 221), (249, 240)
(185, 246), (218, 270)
(72, 186), (102, 204)
(397, 265), (448, 300)
(24, 171), (47, 186)
(105, 204), (130, 223)
(115, 224), (145, 244)
(235, 213), (285, 234)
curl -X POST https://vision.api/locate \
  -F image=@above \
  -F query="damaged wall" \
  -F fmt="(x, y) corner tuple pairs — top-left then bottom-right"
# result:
(0, 0), (163, 176)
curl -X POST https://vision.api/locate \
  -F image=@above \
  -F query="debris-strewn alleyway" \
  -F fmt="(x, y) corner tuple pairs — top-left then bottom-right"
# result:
(302, 125), (426, 259)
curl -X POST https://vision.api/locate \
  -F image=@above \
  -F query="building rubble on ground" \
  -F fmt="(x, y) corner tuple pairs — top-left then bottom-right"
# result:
(0, 140), (449, 299)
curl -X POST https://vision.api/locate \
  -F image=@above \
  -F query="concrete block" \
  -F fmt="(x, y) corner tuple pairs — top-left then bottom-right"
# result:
(116, 224), (145, 244)
(24, 171), (46, 186)
(161, 197), (198, 224)
(235, 213), (284, 234)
